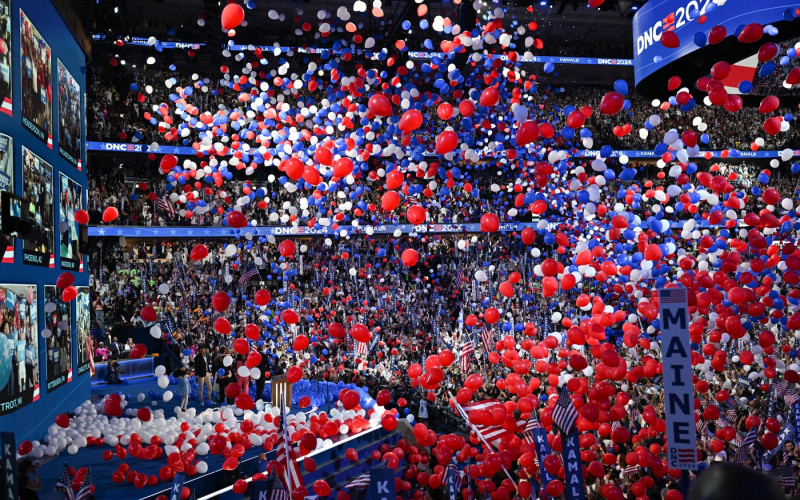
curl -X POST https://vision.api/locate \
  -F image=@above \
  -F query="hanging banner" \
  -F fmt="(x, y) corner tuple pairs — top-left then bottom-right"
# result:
(793, 402), (800, 444)
(366, 466), (395, 500)
(657, 287), (698, 471)
(1, 432), (18, 500)
(530, 427), (557, 487)
(168, 473), (186, 500)
(561, 429), (587, 500)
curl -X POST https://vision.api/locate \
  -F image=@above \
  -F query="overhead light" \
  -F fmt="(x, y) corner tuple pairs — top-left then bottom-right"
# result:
(631, 5), (638, 9)
(539, 0), (547, 5)
(114, 6), (118, 13)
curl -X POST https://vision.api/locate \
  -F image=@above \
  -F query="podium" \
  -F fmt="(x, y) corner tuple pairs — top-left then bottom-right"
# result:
(271, 374), (291, 409)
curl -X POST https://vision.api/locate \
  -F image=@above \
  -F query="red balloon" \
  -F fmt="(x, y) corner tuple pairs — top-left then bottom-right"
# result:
(332, 158), (354, 178)
(349, 323), (371, 343)
(56, 272), (75, 289)
(190, 244), (209, 261)
(137, 407), (151, 422)
(62, 286), (78, 302)
(758, 95), (780, 114)
(437, 102), (453, 120)
(226, 211), (247, 228)
(159, 155), (178, 173)
(102, 207), (119, 223)
(279, 239), (296, 257)
(480, 213), (500, 232)
(398, 109), (423, 131)
(212, 292), (231, 313)
(435, 130), (458, 155)
(458, 100), (475, 117)
(401, 249), (419, 267)
(232, 479), (248, 494)
(73, 209), (89, 225)
(406, 205), (426, 225)
(55, 414), (70, 428)
(286, 365), (303, 383)
(738, 23), (763, 43)
(515, 120), (539, 146)
(599, 92), (625, 115)
(367, 94), (392, 117)
(381, 191), (401, 211)
(221, 3), (245, 30)
(660, 30), (680, 48)
(479, 87), (500, 107)
(254, 289), (271, 306)
(129, 344), (147, 359)
(214, 317), (232, 334)
(708, 25), (727, 44)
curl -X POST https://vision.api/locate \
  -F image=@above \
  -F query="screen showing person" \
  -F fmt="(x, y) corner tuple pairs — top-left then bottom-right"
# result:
(0, 283), (39, 415)
(20, 10), (52, 148)
(44, 285), (71, 391)
(57, 60), (81, 167)
(76, 287), (91, 376)
(0, 133), (13, 265)
(0, 0), (11, 115)
(21, 146), (54, 267)
(59, 172), (83, 270)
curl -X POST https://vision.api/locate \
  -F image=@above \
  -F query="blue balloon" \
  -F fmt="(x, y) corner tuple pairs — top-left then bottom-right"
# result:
(613, 79), (628, 95)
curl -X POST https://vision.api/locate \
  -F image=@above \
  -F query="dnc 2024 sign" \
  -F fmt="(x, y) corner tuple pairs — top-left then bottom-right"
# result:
(632, 0), (799, 85)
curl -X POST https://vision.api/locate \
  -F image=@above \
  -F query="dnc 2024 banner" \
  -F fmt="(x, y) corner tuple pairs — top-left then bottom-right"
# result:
(633, 0), (800, 84)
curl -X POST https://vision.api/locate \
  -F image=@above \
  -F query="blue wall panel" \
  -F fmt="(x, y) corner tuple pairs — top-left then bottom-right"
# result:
(0, 0), (89, 441)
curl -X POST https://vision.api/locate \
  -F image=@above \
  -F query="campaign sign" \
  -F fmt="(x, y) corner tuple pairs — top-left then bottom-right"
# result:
(561, 429), (587, 500)
(366, 466), (395, 500)
(168, 473), (185, 500)
(1, 432), (17, 500)
(657, 287), (698, 470)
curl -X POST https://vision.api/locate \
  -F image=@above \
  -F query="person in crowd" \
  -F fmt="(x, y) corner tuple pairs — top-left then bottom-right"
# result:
(105, 360), (122, 385)
(94, 342), (109, 362)
(17, 459), (41, 500)
(173, 364), (191, 411)
(193, 346), (213, 404)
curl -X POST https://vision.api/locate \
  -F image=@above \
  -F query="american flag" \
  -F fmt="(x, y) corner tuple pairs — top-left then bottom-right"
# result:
(405, 195), (420, 206)
(239, 264), (259, 287)
(460, 340), (474, 372)
(457, 399), (523, 446)
(481, 327), (493, 353)
(768, 465), (796, 487)
(725, 409), (738, 423)
(156, 195), (176, 218)
(776, 380), (789, 397)
(276, 399), (305, 492)
(55, 463), (75, 500)
(659, 287), (687, 303)
(446, 459), (463, 492)
(456, 270), (465, 289)
(735, 428), (758, 463)
(523, 413), (541, 443)
(355, 341), (368, 355)
(76, 468), (92, 500)
(344, 472), (370, 490)
(785, 393), (800, 406)
(622, 465), (640, 478)
(552, 390), (578, 436)
(265, 471), (289, 500)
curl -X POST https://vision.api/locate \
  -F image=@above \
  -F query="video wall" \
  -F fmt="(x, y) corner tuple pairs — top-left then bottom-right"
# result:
(0, 0), (87, 421)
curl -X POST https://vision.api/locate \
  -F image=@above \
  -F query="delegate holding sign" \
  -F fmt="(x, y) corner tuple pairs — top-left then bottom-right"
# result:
(657, 287), (698, 471)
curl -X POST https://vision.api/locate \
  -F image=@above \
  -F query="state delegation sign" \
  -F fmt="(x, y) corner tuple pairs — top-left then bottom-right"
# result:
(657, 287), (698, 471)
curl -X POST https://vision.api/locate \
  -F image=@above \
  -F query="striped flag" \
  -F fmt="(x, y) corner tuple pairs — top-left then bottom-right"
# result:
(735, 428), (757, 463)
(457, 399), (523, 447)
(768, 465), (796, 488)
(776, 379), (789, 397)
(659, 287), (687, 303)
(785, 393), (800, 406)
(446, 459), (463, 493)
(55, 463), (75, 500)
(266, 471), (290, 500)
(725, 409), (738, 423)
(355, 341), (368, 355)
(552, 390), (578, 436)
(481, 327), (493, 353)
(276, 399), (305, 492)
(239, 264), (259, 287)
(460, 340), (474, 372)
(523, 413), (541, 444)
(156, 195), (176, 218)
(344, 472), (370, 490)
(77, 468), (92, 500)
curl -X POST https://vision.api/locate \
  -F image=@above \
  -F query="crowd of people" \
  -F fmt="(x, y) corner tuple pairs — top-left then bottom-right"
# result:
(20, 2), (800, 499)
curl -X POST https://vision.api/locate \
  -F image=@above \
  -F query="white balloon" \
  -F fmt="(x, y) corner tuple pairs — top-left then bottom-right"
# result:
(237, 366), (250, 378)
(250, 367), (261, 380)
(157, 376), (170, 389)
(163, 391), (174, 402)
(155, 365), (167, 376)
(150, 325), (162, 338)
(223, 355), (233, 367)
(196, 461), (209, 474)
